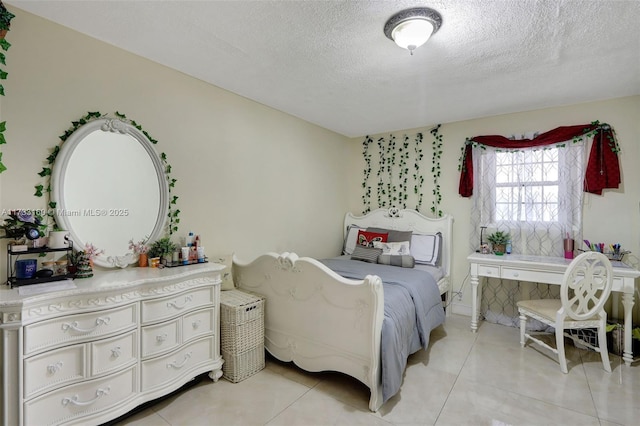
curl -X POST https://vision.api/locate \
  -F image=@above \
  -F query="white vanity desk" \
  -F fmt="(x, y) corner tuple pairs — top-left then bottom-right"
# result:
(0, 263), (224, 426)
(468, 252), (640, 366)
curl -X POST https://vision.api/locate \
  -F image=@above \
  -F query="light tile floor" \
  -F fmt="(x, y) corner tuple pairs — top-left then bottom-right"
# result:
(116, 314), (639, 426)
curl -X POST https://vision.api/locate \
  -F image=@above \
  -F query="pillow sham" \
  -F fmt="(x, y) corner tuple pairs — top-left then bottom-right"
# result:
(342, 224), (363, 255)
(366, 227), (413, 244)
(351, 245), (383, 263)
(373, 240), (411, 256)
(411, 232), (442, 266)
(377, 254), (415, 268)
(356, 230), (388, 248)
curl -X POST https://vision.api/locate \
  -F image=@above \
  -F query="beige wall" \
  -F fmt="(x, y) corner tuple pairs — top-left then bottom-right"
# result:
(0, 8), (351, 280)
(2, 8), (638, 322)
(347, 96), (640, 317)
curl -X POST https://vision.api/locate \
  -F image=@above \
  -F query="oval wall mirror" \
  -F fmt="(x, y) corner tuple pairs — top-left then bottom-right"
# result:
(51, 117), (169, 268)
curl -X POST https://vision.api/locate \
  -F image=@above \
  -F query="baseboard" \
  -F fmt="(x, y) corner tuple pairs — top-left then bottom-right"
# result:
(450, 302), (472, 317)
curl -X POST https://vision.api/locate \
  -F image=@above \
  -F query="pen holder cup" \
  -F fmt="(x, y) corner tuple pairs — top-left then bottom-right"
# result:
(563, 238), (574, 259)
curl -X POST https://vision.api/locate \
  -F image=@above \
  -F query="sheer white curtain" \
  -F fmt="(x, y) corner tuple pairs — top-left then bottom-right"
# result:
(469, 138), (587, 326)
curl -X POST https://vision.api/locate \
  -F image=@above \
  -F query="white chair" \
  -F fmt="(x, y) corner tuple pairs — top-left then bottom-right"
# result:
(517, 251), (613, 373)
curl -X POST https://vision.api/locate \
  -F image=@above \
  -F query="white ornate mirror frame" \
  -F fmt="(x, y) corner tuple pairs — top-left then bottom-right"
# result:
(51, 117), (169, 268)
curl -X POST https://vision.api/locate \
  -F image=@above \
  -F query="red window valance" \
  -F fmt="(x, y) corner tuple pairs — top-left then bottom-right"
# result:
(458, 122), (621, 197)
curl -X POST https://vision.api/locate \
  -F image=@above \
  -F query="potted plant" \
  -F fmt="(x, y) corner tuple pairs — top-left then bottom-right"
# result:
(487, 230), (510, 255)
(0, 1), (15, 39)
(148, 236), (177, 266)
(129, 237), (149, 267)
(1, 210), (47, 244)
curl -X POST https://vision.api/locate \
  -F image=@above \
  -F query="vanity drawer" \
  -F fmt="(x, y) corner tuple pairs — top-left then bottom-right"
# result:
(141, 287), (214, 323)
(183, 308), (214, 343)
(141, 318), (180, 357)
(23, 366), (136, 426)
(24, 344), (86, 399)
(478, 265), (500, 277)
(24, 303), (138, 355)
(141, 336), (214, 391)
(91, 330), (138, 376)
(501, 267), (563, 284)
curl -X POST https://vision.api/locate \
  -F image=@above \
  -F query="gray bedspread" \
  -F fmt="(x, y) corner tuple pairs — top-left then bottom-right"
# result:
(320, 258), (445, 403)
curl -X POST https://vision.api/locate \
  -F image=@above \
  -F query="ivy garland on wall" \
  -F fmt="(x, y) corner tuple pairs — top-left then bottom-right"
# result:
(0, 24), (13, 173)
(430, 124), (443, 217)
(35, 111), (180, 235)
(361, 125), (443, 215)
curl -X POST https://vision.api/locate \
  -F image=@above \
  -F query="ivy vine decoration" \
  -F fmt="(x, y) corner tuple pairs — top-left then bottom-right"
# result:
(376, 136), (386, 208)
(413, 132), (424, 211)
(361, 136), (373, 213)
(430, 124), (443, 217)
(0, 5), (14, 173)
(361, 131), (428, 214)
(35, 111), (180, 235)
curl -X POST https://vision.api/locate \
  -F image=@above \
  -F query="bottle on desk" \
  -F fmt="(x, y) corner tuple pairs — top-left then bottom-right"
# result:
(506, 240), (512, 254)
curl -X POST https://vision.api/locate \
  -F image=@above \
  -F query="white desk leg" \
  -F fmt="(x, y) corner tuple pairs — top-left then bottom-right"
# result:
(470, 272), (480, 332)
(621, 291), (635, 366)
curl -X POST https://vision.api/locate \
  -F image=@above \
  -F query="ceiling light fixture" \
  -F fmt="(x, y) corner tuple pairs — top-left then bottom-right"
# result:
(384, 7), (442, 55)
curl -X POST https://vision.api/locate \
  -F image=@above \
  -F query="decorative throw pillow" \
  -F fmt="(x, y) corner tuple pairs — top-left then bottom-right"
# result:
(351, 245), (383, 263)
(373, 241), (411, 256)
(366, 227), (413, 244)
(356, 230), (388, 248)
(411, 232), (442, 266)
(342, 224), (363, 255)
(377, 254), (415, 268)
(210, 254), (235, 290)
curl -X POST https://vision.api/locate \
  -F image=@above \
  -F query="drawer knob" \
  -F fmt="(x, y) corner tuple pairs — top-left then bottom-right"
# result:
(61, 386), (111, 407)
(167, 295), (194, 310)
(61, 316), (111, 334)
(47, 361), (63, 375)
(111, 346), (122, 358)
(167, 351), (192, 369)
(192, 320), (201, 329)
(513, 272), (519, 277)
(156, 333), (168, 343)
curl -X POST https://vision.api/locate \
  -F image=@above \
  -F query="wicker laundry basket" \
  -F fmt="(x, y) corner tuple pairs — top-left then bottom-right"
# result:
(220, 289), (265, 382)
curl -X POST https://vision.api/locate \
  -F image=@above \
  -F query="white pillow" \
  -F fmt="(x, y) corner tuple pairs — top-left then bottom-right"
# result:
(342, 224), (363, 255)
(373, 241), (411, 256)
(411, 232), (442, 266)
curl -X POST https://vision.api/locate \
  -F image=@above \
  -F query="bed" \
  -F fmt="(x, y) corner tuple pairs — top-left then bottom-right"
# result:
(232, 208), (453, 411)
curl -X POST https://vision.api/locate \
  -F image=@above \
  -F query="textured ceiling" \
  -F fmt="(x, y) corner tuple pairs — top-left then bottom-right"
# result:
(8, 0), (640, 137)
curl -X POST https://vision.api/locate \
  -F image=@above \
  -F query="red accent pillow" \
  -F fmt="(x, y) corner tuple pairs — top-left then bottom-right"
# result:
(356, 230), (388, 248)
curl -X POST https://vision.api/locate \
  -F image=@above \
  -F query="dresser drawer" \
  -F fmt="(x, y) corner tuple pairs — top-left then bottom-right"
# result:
(23, 366), (136, 426)
(24, 344), (86, 399)
(141, 287), (214, 323)
(478, 265), (500, 277)
(141, 318), (180, 357)
(91, 330), (137, 376)
(501, 267), (563, 284)
(183, 308), (214, 343)
(141, 337), (214, 391)
(24, 304), (138, 355)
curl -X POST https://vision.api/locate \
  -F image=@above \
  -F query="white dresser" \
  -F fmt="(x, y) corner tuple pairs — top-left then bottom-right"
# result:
(0, 263), (224, 426)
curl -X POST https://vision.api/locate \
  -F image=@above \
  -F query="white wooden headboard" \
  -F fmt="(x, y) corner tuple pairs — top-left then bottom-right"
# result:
(344, 208), (454, 278)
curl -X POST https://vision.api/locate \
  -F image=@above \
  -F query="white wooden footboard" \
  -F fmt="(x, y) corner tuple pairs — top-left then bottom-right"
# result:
(233, 252), (385, 411)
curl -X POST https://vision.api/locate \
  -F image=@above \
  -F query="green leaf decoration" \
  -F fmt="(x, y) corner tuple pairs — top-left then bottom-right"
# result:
(49, 201), (57, 209)
(0, 52), (5, 66)
(34, 185), (44, 197)
(0, 133), (5, 145)
(38, 167), (51, 177)
(0, 84), (4, 96)
(0, 39), (10, 51)
(0, 70), (7, 80)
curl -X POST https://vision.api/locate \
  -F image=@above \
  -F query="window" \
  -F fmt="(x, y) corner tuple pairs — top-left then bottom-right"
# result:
(494, 148), (560, 222)
(470, 140), (585, 258)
